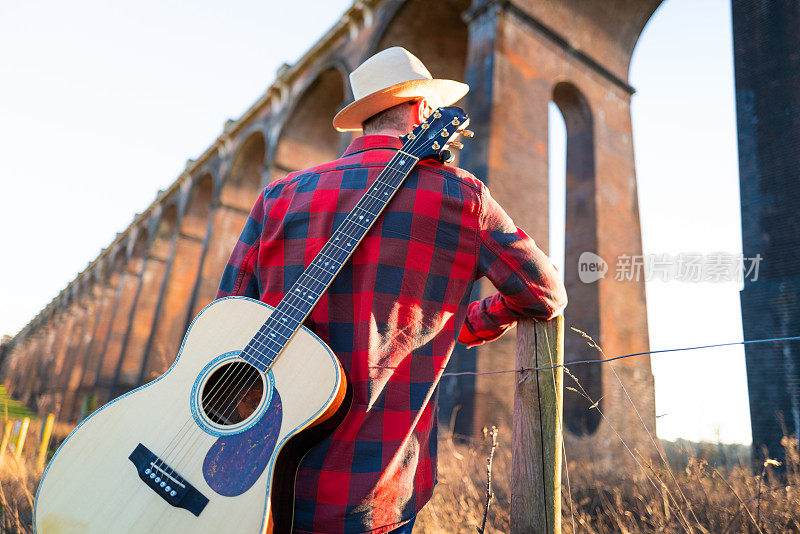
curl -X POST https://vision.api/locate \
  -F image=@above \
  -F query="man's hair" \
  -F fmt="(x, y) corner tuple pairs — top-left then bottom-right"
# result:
(362, 100), (416, 134)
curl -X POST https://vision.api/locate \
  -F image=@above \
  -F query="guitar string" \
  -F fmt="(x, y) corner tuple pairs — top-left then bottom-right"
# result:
(151, 122), (446, 484)
(131, 153), (420, 518)
(158, 149), (427, 482)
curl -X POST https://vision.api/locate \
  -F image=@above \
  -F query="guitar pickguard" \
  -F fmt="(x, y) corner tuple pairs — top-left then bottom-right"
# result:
(202, 386), (283, 497)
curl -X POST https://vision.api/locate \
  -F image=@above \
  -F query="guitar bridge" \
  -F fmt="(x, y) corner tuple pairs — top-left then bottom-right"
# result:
(128, 443), (209, 517)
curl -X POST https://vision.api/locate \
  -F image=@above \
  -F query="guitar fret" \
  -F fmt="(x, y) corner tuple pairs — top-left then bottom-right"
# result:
(280, 297), (308, 316)
(328, 240), (352, 255)
(353, 205), (379, 219)
(244, 341), (277, 366)
(254, 328), (287, 349)
(315, 253), (340, 273)
(250, 334), (282, 358)
(301, 271), (328, 289)
(258, 326), (290, 344)
(265, 314), (296, 338)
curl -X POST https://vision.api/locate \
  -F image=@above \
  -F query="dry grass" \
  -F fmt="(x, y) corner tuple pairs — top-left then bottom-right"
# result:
(0, 456), (36, 534)
(1, 428), (798, 533)
(416, 430), (800, 534)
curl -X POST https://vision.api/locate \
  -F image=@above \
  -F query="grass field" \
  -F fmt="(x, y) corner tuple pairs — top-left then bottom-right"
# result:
(1, 426), (797, 533)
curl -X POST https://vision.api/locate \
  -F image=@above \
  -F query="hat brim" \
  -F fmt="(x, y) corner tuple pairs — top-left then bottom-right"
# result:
(333, 78), (469, 132)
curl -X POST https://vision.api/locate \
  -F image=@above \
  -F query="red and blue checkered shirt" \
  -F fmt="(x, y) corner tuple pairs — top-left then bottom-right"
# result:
(216, 135), (567, 533)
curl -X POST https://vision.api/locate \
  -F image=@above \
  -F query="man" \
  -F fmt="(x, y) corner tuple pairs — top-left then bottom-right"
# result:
(217, 47), (567, 534)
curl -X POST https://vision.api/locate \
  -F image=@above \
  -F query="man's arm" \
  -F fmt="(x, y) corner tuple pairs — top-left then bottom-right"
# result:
(458, 185), (567, 348)
(215, 191), (266, 300)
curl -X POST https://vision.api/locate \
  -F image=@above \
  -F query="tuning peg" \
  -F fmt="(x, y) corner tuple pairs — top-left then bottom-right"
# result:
(433, 110), (442, 119)
(439, 150), (455, 164)
(449, 141), (464, 150)
(461, 129), (474, 137)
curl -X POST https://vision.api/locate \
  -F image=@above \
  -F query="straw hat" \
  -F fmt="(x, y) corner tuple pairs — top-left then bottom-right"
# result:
(333, 47), (469, 132)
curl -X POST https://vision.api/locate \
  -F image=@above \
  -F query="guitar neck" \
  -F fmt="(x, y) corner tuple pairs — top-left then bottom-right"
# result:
(241, 149), (420, 371)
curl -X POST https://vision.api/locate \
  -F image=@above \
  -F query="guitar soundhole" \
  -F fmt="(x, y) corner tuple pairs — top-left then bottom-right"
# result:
(200, 361), (264, 425)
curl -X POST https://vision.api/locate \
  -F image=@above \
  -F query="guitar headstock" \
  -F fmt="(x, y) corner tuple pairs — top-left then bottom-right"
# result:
(400, 106), (473, 163)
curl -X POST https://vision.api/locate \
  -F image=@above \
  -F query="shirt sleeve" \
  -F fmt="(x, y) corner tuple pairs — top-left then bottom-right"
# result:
(215, 192), (265, 300)
(457, 184), (568, 347)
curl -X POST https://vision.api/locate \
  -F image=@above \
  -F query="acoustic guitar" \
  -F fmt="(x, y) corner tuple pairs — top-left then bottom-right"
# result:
(34, 106), (471, 533)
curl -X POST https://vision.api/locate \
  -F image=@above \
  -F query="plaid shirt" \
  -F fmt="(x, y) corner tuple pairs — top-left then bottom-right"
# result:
(216, 135), (566, 533)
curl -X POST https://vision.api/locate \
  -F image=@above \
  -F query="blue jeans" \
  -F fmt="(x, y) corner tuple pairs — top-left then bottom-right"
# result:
(387, 516), (416, 533)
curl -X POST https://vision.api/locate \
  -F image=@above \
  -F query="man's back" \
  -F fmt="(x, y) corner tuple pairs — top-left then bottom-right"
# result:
(217, 134), (565, 533)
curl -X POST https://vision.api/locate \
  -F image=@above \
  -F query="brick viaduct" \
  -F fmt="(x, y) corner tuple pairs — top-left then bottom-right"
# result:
(1, 0), (663, 468)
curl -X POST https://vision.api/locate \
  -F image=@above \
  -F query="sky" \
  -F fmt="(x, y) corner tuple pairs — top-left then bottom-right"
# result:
(0, 0), (750, 443)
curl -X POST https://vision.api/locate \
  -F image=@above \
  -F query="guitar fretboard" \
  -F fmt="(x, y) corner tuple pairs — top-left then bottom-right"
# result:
(240, 150), (420, 372)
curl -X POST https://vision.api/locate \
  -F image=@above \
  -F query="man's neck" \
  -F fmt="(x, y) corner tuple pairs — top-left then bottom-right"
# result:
(362, 125), (413, 138)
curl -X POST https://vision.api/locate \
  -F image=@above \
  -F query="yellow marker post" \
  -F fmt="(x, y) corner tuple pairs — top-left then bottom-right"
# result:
(37, 414), (55, 470)
(13, 417), (30, 461)
(0, 420), (12, 456)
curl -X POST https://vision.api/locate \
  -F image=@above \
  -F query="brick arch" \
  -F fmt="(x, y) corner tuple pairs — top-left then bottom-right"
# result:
(98, 225), (151, 402)
(182, 173), (214, 240)
(149, 203), (179, 262)
(77, 241), (127, 408)
(89, 256), (109, 288)
(128, 226), (150, 265)
(551, 80), (603, 436)
(144, 173), (215, 382)
(72, 274), (90, 302)
(373, 0), (470, 85)
(371, 0), (469, 171)
(62, 253), (117, 420)
(57, 263), (109, 420)
(58, 286), (74, 311)
(271, 67), (347, 181)
(220, 131), (266, 212)
(190, 135), (266, 318)
(104, 202), (183, 399)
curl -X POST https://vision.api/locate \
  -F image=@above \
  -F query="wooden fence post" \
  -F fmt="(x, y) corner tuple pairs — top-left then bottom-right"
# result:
(14, 417), (30, 461)
(0, 420), (12, 457)
(511, 316), (564, 534)
(37, 413), (55, 470)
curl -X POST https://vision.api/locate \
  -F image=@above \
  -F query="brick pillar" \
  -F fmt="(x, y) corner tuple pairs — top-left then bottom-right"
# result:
(46, 307), (79, 416)
(733, 0), (800, 465)
(141, 229), (205, 381)
(190, 135), (266, 318)
(114, 220), (174, 395)
(54, 296), (92, 421)
(460, 1), (552, 436)
(87, 265), (125, 406)
(100, 251), (146, 404)
(32, 325), (58, 413)
(18, 333), (44, 406)
(70, 283), (115, 421)
(191, 202), (249, 317)
(5, 335), (33, 399)
(459, 0), (657, 468)
(59, 292), (102, 422)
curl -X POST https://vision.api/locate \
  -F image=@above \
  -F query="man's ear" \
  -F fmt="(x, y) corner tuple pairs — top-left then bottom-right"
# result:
(414, 98), (433, 124)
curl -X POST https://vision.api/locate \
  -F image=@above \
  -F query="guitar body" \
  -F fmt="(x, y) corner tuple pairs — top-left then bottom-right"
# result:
(34, 297), (348, 534)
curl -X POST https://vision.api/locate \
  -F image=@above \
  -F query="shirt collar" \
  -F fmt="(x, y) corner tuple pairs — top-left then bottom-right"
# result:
(342, 135), (403, 157)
